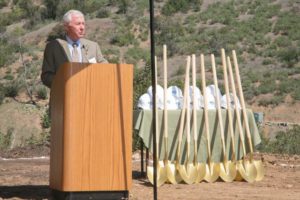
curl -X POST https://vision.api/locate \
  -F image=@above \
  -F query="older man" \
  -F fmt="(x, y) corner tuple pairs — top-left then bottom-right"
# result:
(41, 10), (107, 88)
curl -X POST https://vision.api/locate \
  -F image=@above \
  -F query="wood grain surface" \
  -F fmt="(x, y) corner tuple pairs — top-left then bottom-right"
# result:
(50, 63), (133, 191)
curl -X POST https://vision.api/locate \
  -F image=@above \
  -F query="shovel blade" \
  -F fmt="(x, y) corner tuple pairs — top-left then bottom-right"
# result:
(166, 161), (182, 184)
(204, 163), (220, 183)
(147, 162), (168, 187)
(219, 161), (237, 182)
(178, 163), (198, 184)
(195, 163), (206, 183)
(254, 160), (264, 181)
(235, 160), (257, 183)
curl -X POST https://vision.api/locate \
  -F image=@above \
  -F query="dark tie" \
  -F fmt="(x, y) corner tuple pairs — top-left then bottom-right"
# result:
(72, 43), (80, 62)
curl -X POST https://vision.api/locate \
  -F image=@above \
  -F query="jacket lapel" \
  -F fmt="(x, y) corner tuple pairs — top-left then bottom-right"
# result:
(56, 38), (72, 61)
(81, 39), (89, 63)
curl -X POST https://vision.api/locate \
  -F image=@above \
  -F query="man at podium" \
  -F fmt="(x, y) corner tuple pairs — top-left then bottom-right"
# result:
(41, 9), (108, 88)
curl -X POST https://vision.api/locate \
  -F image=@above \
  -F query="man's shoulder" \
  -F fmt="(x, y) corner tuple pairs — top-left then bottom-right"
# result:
(46, 38), (65, 48)
(81, 38), (98, 46)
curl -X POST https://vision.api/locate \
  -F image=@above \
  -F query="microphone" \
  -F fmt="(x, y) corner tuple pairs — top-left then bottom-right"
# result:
(81, 44), (89, 63)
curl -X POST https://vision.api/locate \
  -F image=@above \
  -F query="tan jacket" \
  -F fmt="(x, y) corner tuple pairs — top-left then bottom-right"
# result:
(41, 37), (107, 88)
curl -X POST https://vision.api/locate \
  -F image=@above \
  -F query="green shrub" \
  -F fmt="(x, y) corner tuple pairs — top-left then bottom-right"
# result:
(96, 8), (110, 18)
(26, 132), (50, 146)
(103, 48), (120, 63)
(277, 46), (300, 68)
(46, 24), (65, 41)
(3, 74), (14, 80)
(175, 66), (185, 77)
(132, 131), (142, 151)
(243, 85), (256, 101)
(258, 95), (284, 106)
(274, 12), (300, 40)
(274, 36), (292, 48)
(258, 125), (300, 155)
(110, 30), (136, 46)
(168, 79), (184, 91)
(37, 86), (48, 100)
(133, 65), (151, 110)
(155, 16), (186, 55)
(246, 70), (262, 83)
(124, 47), (149, 65)
(0, 0), (7, 8)
(162, 0), (202, 16)
(256, 79), (276, 95)
(291, 86), (300, 101)
(0, 92), (4, 104)
(199, 1), (238, 25)
(4, 82), (20, 97)
(0, 39), (19, 68)
(41, 110), (51, 129)
(0, 25), (6, 33)
(135, 17), (149, 41)
(0, 128), (13, 149)
(278, 79), (297, 95)
(43, 0), (107, 19)
(254, 3), (281, 19)
(0, 8), (25, 27)
(0, 83), (4, 104)
(262, 58), (273, 65)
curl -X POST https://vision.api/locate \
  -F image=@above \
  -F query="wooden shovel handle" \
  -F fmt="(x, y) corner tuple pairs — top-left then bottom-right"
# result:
(177, 56), (190, 158)
(221, 49), (236, 160)
(163, 45), (168, 160)
(192, 54), (198, 156)
(226, 55), (247, 156)
(154, 56), (159, 155)
(232, 50), (254, 154)
(211, 54), (226, 158)
(200, 54), (212, 159)
(163, 45), (168, 139)
(186, 67), (191, 159)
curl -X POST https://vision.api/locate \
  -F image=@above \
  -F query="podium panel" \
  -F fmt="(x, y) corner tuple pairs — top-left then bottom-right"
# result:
(50, 63), (132, 192)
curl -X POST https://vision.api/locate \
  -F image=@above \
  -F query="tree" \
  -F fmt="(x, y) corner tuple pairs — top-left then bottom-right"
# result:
(44, 0), (59, 19)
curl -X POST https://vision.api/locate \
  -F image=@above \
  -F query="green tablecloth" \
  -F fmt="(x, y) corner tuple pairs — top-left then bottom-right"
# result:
(134, 109), (261, 164)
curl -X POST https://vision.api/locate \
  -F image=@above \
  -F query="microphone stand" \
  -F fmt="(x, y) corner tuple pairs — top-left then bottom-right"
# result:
(149, 0), (158, 200)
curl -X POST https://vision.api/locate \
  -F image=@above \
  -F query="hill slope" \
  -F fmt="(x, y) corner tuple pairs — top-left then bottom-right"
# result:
(0, 0), (299, 148)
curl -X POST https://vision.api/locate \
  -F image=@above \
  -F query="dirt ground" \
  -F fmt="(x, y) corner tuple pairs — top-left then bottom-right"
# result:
(0, 150), (299, 200)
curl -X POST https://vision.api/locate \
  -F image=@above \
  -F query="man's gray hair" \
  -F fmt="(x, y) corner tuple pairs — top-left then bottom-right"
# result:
(63, 10), (84, 24)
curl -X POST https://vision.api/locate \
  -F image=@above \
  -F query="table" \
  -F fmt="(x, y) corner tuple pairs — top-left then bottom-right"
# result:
(134, 109), (261, 163)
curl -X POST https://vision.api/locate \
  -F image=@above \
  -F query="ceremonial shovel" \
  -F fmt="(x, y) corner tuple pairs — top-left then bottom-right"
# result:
(147, 56), (167, 186)
(162, 45), (183, 184)
(211, 54), (236, 182)
(201, 54), (220, 183)
(178, 55), (198, 184)
(232, 51), (264, 181)
(167, 56), (191, 184)
(191, 55), (206, 183)
(225, 54), (257, 183)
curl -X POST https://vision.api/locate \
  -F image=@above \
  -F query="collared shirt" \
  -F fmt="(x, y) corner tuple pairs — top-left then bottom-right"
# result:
(66, 36), (82, 62)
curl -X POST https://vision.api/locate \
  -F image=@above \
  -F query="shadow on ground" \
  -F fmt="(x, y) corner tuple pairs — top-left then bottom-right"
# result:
(0, 171), (150, 199)
(0, 185), (51, 199)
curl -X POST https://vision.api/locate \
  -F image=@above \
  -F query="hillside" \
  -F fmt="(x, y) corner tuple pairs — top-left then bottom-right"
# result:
(0, 0), (299, 149)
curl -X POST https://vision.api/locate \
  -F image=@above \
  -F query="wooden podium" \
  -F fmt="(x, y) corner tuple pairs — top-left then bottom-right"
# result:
(49, 63), (133, 199)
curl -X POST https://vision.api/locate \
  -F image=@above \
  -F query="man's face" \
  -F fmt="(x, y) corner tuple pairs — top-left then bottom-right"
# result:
(65, 14), (85, 41)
